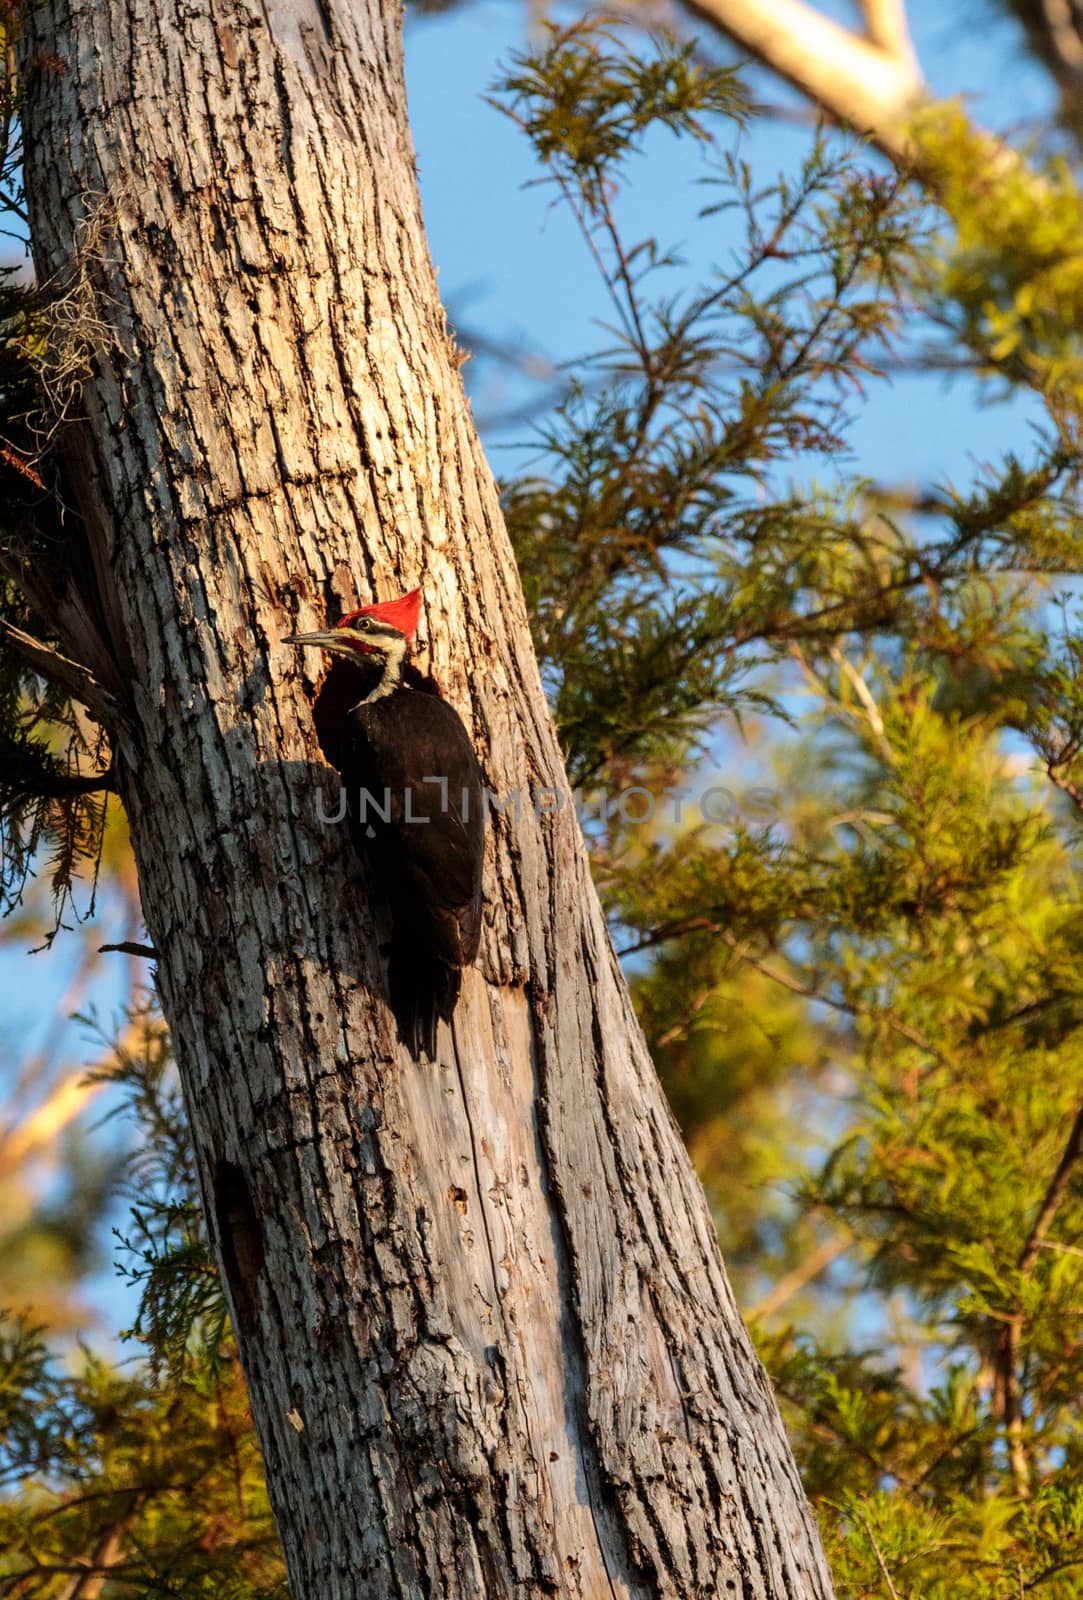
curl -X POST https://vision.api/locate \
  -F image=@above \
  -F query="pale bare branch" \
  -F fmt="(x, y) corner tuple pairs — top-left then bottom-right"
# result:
(0, 1017), (148, 1177)
(860, 0), (914, 59)
(745, 1230), (852, 1320)
(830, 645), (897, 767)
(56, 1519), (134, 1600)
(677, 0), (923, 156)
(1000, 1316), (1032, 1498)
(0, 1070), (107, 1175)
(10, 943), (102, 1110)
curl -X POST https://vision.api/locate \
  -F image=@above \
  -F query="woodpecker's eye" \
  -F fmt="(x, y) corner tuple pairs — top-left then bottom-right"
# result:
(358, 617), (372, 632)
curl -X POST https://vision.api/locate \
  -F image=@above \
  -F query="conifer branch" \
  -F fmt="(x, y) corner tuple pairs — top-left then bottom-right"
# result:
(717, 931), (940, 1057)
(621, 918), (941, 1057)
(999, 1317), (1031, 1499)
(857, 1512), (903, 1599)
(1018, 1101), (1083, 1276)
(0, 618), (119, 727)
(11, 758), (115, 800)
(2, 1557), (141, 1591)
(1044, 756), (1083, 813)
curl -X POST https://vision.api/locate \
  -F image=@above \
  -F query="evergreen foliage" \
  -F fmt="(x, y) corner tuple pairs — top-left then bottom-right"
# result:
(0, 1309), (283, 1597)
(0, 1013), (280, 1598)
(505, 25), (1083, 1595)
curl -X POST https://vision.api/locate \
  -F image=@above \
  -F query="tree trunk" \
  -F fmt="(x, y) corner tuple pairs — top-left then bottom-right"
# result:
(20, 1), (835, 1595)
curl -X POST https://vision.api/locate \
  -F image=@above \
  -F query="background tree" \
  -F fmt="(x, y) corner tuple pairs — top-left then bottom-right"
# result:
(527, 3), (1083, 1594)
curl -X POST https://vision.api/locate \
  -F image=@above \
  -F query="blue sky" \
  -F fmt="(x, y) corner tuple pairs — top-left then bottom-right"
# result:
(0, 0), (1065, 1338)
(408, 0), (1056, 478)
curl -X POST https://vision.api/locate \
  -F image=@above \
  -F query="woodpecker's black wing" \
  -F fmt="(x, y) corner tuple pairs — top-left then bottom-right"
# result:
(343, 683), (485, 965)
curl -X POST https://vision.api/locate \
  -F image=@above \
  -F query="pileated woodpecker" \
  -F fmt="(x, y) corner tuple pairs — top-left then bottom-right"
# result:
(285, 587), (485, 1056)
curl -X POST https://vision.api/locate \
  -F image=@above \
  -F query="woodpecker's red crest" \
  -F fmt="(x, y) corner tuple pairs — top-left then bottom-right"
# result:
(338, 586), (421, 642)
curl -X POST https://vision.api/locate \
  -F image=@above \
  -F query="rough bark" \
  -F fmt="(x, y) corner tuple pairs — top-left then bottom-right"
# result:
(20, 1), (836, 1595)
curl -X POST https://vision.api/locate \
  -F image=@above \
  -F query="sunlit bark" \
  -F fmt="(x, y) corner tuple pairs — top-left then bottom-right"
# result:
(20, 0), (835, 1592)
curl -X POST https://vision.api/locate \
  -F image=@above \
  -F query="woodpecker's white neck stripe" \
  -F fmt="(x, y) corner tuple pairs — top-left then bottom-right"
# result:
(362, 634), (409, 702)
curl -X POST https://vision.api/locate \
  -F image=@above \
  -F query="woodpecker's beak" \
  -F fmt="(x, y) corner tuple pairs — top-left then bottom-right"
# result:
(284, 630), (343, 648)
(284, 628), (378, 660)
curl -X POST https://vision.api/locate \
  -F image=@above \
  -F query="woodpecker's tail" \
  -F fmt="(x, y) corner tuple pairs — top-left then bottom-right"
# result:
(388, 933), (462, 1059)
